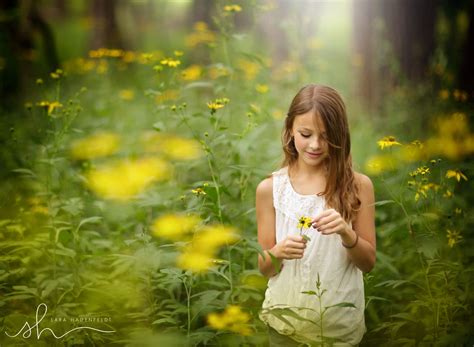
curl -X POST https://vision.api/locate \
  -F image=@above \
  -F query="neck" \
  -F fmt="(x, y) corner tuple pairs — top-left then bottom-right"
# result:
(290, 159), (328, 177)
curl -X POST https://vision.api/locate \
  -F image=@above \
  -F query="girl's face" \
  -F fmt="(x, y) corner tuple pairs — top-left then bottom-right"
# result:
(291, 111), (329, 167)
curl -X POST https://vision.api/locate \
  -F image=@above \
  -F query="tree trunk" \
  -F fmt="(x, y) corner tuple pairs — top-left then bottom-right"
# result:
(90, 0), (124, 49)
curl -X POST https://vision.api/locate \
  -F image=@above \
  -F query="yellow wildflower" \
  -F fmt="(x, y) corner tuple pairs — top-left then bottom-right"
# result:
(224, 4), (242, 12)
(207, 305), (252, 336)
(155, 89), (179, 103)
(438, 89), (449, 100)
(194, 225), (239, 251)
(443, 190), (453, 198)
(50, 69), (63, 79)
(177, 249), (213, 272)
(447, 229), (462, 248)
(176, 224), (239, 272)
(297, 216), (312, 229)
(86, 157), (171, 200)
(191, 187), (206, 196)
(151, 214), (201, 240)
(36, 101), (63, 115)
(119, 89), (134, 101)
(446, 169), (467, 182)
(185, 22), (216, 48)
(377, 136), (402, 150)
(238, 59), (260, 80)
(142, 132), (203, 160)
(208, 64), (231, 79)
(207, 98), (230, 114)
(255, 84), (269, 94)
(70, 132), (120, 160)
(181, 65), (202, 81)
(160, 58), (181, 68)
(364, 154), (397, 175)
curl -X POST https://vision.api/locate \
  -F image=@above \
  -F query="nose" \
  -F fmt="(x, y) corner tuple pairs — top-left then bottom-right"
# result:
(309, 136), (321, 150)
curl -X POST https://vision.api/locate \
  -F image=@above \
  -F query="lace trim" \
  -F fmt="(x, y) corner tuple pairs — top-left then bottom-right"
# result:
(272, 168), (325, 221)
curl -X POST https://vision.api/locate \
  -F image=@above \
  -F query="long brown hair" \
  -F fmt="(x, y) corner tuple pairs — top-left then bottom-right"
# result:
(281, 84), (361, 222)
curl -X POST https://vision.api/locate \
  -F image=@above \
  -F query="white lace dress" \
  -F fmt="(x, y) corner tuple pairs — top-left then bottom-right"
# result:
(259, 166), (366, 346)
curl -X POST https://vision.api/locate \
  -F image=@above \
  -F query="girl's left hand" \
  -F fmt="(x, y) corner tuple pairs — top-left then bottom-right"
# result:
(311, 209), (350, 236)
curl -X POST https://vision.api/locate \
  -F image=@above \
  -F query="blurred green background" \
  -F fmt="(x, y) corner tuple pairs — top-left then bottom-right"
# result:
(0, 0), (473, 346)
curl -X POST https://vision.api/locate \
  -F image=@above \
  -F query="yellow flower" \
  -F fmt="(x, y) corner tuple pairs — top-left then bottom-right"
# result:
(86, 157), (171, 200)
(173, 50), (184, 57)
(141, 132), (203, 160)
(177, 249), (213, 272)
(238, 59), (260, 80)
(364, 154), (397, 175)
(207, 305), (252, 336)
(255, 84), (269, 94)
(176, 224), (239, 272)
(447, 229), (462, 248)
(194, 225), (239, 251)
(208, 64), (231, 79)
(119, 89), (134, 101)
(50, 69), (63, 79)
(70, 132), (120, 160)
(160, 58), (181, 68)
(446, 169), (467, 182)
(151, 214), (201, 240)
(191, 187), (206, 196)
(207, 98), (230, 114)
(224, 4), (242, 12)
(400, 140), (425, 162)
(181, 65), (202, 81)
(297, 216), (312, 229)
(185, 22), (216, 47)
(36, 101), (63, 115)
(438, 89), (449, 100)
(155, 89), (179, 103)
(377, 136), (402, 150)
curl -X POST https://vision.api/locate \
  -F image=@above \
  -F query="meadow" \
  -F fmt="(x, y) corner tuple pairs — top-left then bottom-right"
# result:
(0, 2), (473, 346)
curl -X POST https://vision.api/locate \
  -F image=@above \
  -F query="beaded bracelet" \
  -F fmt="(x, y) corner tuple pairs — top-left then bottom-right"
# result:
(342, 232), (359, 249)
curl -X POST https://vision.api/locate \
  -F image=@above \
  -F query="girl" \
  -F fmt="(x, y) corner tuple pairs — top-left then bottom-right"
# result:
(256, 84), (376, 346)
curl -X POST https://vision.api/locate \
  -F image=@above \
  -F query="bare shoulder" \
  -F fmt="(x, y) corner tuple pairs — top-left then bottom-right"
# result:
(256, 176), (273, 199)
(354, 172), (375, 199)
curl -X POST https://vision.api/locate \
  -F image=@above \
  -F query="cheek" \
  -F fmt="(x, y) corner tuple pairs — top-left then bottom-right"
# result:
(293, 136), (307, 151)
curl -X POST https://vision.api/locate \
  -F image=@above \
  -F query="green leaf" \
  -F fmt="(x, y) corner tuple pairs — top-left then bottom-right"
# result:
(301, 290), (317, 296)
(77, 216), (102, 231)
(325, 302), (356, 310)
(374, 200), (395, 206)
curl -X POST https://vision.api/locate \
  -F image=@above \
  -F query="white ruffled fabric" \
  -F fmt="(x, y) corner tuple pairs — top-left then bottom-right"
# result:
(259, 166), (366, 346)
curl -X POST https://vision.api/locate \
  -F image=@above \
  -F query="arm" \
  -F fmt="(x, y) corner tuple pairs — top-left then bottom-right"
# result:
(339, 173), (376, 272)
(256, 177), (308, 278)
(256, 177), (282, 278)
(311, 173), (376, 273)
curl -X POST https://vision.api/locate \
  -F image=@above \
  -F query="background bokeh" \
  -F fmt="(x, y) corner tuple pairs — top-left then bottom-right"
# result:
(0, 0), (473, 345)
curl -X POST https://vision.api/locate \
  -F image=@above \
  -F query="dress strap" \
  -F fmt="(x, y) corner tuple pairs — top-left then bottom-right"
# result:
(271, 167), (287, 211)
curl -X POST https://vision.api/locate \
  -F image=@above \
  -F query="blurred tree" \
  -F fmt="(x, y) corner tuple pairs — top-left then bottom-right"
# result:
(353, 0), (436, 111)
(457, 1), (474, 95)
(90, 0), (124, 49)
(189, 0), (216, 29)
(0, 0), (59, 102)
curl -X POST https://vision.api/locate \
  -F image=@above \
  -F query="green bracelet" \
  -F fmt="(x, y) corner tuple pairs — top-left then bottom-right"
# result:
(342, 232), (359, 249)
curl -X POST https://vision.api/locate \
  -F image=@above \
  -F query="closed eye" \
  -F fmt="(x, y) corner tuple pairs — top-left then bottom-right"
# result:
(300, 133), (311, 138)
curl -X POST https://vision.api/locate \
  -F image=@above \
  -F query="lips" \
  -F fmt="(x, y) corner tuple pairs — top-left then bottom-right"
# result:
(306, 152), (323, 157)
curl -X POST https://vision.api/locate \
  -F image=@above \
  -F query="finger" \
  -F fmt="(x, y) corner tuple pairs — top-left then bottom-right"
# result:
(320, 226), (339, 235)
(290, 241), (306, 249)
(318, 219), (340, 231)
(314, 214), (338, 228)
(289, 235), (307, 243)
(312, 209), (332, 223)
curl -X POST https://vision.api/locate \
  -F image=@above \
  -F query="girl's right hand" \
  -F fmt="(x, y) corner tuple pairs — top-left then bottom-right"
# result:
(275, 235), (307, 259)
